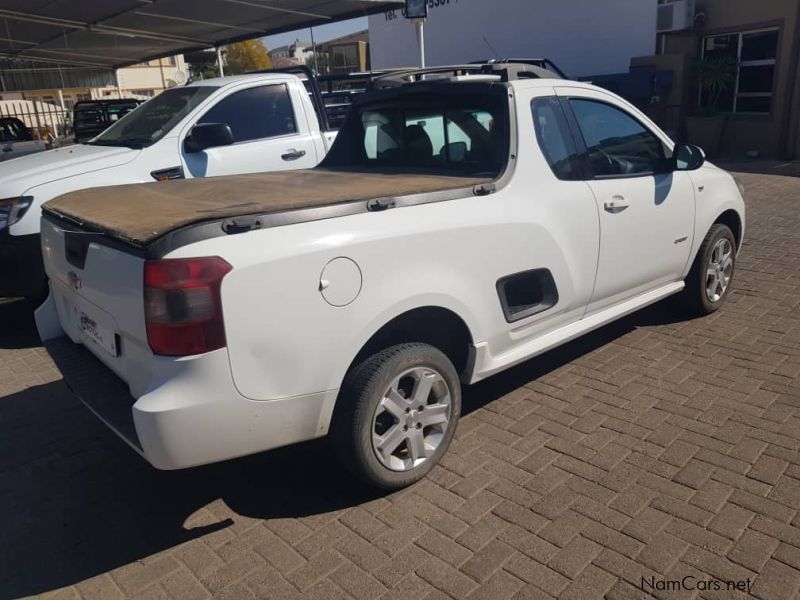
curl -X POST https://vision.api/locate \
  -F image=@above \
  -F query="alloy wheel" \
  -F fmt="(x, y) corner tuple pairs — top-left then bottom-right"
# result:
(371, 367), (452, 472)
(705, 237), (734, 303)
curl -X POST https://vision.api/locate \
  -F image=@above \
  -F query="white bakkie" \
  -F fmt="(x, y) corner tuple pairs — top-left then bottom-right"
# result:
(36, 65), (745, 490)
(0, 72), (336, 301)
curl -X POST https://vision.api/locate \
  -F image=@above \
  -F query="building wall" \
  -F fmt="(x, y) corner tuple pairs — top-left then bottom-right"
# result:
(663, 0), (800, 158)
(116, 55), (188, 96)
(368, 0), (658, 78)
(13, 55), (188, 109)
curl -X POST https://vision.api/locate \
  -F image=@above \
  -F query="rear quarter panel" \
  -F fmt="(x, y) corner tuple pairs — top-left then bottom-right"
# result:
(170, 187), (598, 401)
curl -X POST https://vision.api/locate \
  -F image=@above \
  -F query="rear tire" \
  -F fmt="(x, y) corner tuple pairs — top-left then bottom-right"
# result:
(683, 223), (736, 315)
(331, 343), (461, 490)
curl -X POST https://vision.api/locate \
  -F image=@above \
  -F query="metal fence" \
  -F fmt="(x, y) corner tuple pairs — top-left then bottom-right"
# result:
(0, 100), (71, 142)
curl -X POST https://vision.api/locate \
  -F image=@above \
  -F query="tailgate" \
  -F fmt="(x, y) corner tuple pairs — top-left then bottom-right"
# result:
(41, 216), (150, 388)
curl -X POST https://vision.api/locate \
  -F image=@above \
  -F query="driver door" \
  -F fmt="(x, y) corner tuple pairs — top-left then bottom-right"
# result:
(181, 83), (318, 178)
(556, 88), (695, 312)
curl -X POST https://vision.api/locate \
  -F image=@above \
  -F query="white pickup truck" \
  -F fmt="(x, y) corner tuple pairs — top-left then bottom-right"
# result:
(36, 64), (745, 490)
(0, 70), (337, 302)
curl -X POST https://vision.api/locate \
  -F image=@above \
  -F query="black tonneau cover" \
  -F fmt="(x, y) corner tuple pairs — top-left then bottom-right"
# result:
(43, 168), (492, 248)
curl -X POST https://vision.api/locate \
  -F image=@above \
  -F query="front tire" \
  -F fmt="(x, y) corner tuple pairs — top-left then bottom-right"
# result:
(683, 223), (737, 315)
(332, 343), (461, 490)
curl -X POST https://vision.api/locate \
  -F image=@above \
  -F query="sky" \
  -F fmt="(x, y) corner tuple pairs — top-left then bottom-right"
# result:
(261, 16), (368, 50)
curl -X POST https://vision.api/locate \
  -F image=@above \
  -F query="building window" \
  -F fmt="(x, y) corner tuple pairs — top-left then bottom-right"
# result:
(332, 44), (360, 73)
(702, 28), (778, 114)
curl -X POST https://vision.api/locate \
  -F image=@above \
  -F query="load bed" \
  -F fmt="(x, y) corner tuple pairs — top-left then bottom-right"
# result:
(43, 168), (493, 250)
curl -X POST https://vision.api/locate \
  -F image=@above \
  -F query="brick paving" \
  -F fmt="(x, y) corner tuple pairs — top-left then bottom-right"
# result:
(2, 166), (800, 599)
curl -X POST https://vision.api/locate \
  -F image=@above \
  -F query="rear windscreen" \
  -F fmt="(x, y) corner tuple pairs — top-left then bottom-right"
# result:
(75, 108), (105, 126)
(323, 91), (509, 178)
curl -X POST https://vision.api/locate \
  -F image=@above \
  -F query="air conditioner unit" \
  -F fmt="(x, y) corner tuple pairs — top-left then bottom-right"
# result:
(657, 0), (695, 33)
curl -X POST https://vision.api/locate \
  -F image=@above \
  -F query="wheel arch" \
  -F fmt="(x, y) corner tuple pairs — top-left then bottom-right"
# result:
(346, 305), (476, 380)
(713, 208), (743, 250)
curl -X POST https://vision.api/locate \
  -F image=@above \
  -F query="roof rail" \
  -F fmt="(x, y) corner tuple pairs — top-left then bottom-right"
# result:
(472, 58), (569, 79)
(372, 63), (562, 88)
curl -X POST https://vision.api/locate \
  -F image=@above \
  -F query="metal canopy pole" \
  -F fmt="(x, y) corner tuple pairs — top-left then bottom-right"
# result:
(158, 57), (167, 89)
(414, 18), (425, 68)
(310, 25), (319, 74)
(216, 46), (224, 77)
(115, 68), (122, 98)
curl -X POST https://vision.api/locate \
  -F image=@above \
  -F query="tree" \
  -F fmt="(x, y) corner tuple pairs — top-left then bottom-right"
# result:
(224, 39), (273, 75)
(693, 56), (738, 115)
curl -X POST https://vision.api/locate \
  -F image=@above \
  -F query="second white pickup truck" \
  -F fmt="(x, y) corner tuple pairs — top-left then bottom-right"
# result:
(36, 64), (745, 490)
(0, 70), (337, 302)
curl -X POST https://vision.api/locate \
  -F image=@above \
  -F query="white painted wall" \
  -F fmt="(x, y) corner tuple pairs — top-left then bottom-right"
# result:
(116, 55), (188, 92)
(368, 0), (658, 78)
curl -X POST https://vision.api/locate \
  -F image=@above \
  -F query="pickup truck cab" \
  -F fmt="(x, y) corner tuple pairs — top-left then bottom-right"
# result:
(36, 64), (745, 490)
(0, 117), (47, 161)
(0, 71), (337, 301)
(73, 99), (143, 143)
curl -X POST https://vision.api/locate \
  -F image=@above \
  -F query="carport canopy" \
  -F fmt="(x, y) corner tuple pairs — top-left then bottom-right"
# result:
(0, 0), (402, 70)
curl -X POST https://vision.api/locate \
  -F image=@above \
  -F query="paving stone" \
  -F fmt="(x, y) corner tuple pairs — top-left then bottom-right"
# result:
(6, 168), (800, 600)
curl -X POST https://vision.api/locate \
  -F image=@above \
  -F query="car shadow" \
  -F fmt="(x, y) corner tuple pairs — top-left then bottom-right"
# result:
(653, 172), (673, 206)
(462, 297), (691, 415)
(716, 158), (800, 178)
(0, 298), (40, 350)
(0, 297), (690, 598)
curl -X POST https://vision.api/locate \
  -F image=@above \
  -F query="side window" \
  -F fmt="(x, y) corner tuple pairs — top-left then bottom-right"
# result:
(0, 119), (30, 142)
(198, 84), (296, 143)
(362, 110), (401, 160)
(11, 120), (30, 141)
(531, 97), (583, 181)
(569, 99), (667, 178)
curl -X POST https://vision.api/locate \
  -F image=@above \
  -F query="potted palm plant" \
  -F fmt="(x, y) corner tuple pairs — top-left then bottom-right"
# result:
(685, 56), (738, 156)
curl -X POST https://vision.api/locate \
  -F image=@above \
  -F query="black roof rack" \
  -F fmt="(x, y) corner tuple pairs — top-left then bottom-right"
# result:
(372, 63), (562, 89)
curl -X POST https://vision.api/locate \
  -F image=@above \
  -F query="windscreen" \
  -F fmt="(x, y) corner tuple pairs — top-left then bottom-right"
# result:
(89, 87), (217, 149)
(322, 91), (509, 178)
(75, 107), (105, 128)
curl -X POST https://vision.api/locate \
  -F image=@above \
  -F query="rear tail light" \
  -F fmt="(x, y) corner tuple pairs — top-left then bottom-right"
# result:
(144, 257), (232, 356)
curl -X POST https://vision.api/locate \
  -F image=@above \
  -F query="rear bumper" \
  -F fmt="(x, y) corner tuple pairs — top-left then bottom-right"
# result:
(0, 231), (46, 299)
(39, 295), (337, 469)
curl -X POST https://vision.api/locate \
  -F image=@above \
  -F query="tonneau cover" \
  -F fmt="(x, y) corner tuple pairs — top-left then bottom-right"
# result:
(43, 168), (491, 247)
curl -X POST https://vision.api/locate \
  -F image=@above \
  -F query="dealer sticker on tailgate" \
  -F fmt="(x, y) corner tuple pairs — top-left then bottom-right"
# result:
(80, 310), (119, 357)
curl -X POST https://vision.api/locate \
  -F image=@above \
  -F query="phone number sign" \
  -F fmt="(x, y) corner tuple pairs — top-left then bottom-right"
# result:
(385, 0), (458, 21)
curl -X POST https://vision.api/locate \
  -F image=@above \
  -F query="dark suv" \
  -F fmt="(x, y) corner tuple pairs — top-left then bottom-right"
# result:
(73, 99), (142, 143)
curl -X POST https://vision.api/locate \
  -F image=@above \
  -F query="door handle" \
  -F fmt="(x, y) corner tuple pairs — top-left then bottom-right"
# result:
(281, 149), (306, 161)
(604, 195), (629, 214)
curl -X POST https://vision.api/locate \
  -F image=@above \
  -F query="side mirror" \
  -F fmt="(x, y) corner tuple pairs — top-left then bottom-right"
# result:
(184, 123), (234, 153)
(673, 143), (705, 171)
